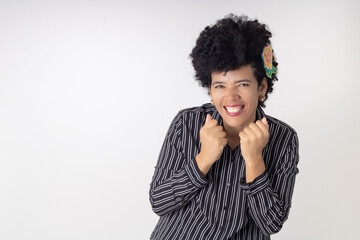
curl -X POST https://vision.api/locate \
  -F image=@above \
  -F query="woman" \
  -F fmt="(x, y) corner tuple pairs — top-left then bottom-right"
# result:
(149, 14), (299, 240)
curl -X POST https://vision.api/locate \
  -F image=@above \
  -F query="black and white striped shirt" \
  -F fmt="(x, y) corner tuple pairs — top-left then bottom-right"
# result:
(149, 103), (299, 240)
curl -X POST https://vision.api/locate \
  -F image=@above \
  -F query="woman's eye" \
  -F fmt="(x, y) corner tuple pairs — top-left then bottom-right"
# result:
(215, 85), (224, 88)
(238, 83), (249, 87)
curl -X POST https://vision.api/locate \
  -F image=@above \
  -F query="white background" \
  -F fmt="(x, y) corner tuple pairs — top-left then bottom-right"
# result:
(1, 0), (359, 239)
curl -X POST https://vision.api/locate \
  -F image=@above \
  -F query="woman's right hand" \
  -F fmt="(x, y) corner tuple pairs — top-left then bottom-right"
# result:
(196, 114), (228, 177)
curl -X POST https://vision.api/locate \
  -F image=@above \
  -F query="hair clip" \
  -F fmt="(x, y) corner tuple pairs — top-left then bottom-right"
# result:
(261, 43), (277, 78)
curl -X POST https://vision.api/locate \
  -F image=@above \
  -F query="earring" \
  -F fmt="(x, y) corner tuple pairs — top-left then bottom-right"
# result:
(259, 96), (266, 102)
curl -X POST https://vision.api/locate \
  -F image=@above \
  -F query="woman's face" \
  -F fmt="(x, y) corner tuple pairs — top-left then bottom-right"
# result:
(209, 65), (267, 135)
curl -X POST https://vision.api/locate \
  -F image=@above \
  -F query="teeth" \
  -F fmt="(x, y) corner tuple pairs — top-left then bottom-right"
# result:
(226, 106), (243, 113)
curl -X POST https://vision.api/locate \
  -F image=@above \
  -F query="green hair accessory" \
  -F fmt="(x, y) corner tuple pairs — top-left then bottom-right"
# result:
(261, 43), (277, 78)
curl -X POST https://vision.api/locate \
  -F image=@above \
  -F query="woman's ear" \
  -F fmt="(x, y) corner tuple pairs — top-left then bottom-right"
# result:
(208, 88), (214, 105)
(259, 77), (268, 95)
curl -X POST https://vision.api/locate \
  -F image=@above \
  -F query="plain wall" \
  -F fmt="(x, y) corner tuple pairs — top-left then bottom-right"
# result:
(1, 0), (359, 239)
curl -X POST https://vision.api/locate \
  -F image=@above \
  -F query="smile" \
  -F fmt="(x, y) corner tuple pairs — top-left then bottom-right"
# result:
(224, 105), (244, 116)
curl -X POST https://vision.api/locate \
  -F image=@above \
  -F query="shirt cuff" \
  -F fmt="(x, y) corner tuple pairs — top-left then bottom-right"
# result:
(240, 170), (270, 195)
(184, 157), (209, 188)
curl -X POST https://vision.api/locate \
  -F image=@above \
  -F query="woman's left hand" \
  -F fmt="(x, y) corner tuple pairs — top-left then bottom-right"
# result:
(239, 117), (269, 163)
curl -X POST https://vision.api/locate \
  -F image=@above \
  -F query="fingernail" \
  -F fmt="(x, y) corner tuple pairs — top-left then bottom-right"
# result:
(262, 117), (268, 124)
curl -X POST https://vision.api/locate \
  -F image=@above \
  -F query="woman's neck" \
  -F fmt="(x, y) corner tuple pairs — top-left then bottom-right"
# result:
(223, 115), (256, 140)
(223, 123), (241, 141)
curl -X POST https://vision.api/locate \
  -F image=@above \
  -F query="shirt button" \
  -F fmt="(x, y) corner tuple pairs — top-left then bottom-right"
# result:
(226, 182), (231, 187)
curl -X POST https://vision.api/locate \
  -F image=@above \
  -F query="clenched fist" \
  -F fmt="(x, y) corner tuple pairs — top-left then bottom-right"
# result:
(196, 114), (228, 177)
(239, 117), (269, 164)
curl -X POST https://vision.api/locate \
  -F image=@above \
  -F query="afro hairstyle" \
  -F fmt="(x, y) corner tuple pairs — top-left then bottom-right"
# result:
(189, 14), (278, 107)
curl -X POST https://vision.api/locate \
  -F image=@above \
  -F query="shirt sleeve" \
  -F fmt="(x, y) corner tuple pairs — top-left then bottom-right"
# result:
(240, 133), (299, 236)
(149, 112), (209, 216)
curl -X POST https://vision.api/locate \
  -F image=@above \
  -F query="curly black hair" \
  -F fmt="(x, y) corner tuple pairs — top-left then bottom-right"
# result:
(189, 14), (278, 108)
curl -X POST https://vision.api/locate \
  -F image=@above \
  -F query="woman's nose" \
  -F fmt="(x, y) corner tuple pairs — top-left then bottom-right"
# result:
(225, 87), (240, 99)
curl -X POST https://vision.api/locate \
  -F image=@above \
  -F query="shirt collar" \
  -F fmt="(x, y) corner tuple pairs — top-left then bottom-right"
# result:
(255, 106), (266, 121)
(210, 105), (223, 126)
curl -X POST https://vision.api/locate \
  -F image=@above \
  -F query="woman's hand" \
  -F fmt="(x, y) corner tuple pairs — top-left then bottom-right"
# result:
(239, 117), (269, 162)
(196, 114), (228, 177)
(239, 117), (269, 183)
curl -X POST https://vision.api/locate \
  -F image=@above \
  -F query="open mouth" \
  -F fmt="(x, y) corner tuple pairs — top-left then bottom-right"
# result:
(223, 105), (245, 116)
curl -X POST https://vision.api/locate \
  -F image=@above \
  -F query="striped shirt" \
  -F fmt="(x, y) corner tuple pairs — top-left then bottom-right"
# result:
(149, 103), (299, 240)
